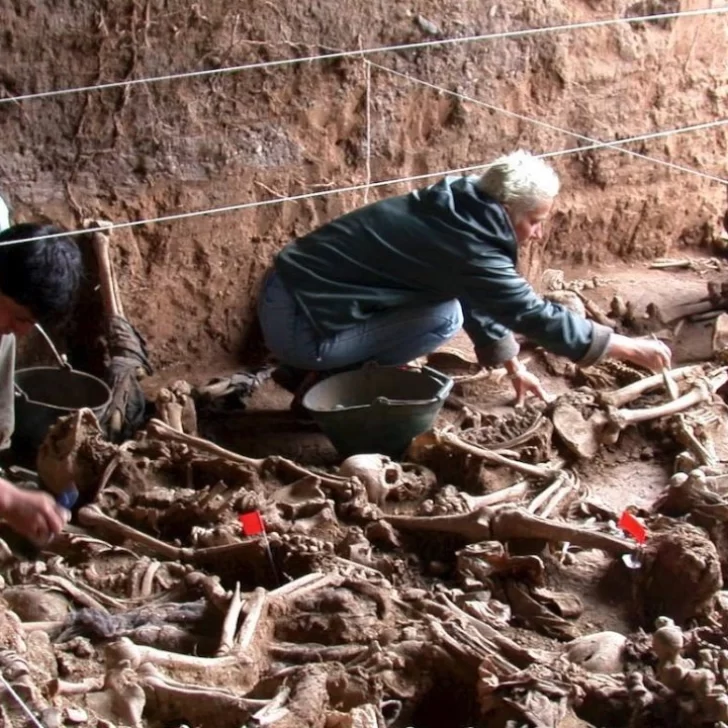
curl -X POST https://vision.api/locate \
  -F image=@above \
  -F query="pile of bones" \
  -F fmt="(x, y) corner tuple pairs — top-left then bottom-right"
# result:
(4, 278), (728, 728)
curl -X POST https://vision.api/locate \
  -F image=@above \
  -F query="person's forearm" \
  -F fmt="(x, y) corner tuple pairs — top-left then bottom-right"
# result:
(604, 334), (636, 361)
(0, 478), (15, 515)
(504, 357), (527, 378)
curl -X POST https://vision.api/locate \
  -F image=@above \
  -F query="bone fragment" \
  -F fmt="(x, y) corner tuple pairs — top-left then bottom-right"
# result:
(140, 560), (161, 598)
(528, 473), (570, 515)
(251, 686), (291, 725)
(330, 555), (388, 579)
(147, 418), (265, 469)
(235, 587), (268, 651)
(268, 642), (368, 663)
(269, 572), (334, 602)
(185, 571), (231, 611)
(49, 676), (105, 697)
(86, 664), (145, 728)
(673, 416), (719, 468)
(540, 481), (575, 518)
(427, 615), (517, 674)
(87, 220), (124, 318)
(438, 431), (560, 481)
(155, 389), (184, 433)
(37, 574), (110, 612)
(137, 663), (261, 715)
(217, 582), (244, 656)
(436, 595), (542, 667)
(599, 365), (703, 408)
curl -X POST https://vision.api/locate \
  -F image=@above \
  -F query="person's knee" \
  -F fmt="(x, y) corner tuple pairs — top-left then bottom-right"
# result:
(433, 299), (463, 340)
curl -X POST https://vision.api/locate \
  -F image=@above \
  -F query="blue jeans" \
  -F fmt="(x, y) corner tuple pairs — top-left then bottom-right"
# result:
(258, 271), (463, 371)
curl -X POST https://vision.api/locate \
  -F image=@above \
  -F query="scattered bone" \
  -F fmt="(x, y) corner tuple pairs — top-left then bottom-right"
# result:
(598, 364), (704, 408)
(437, 430), (561, 480)
(385, 505), (635, 555)
(563, 631), (627, 674)
(8, 323), (728, 728)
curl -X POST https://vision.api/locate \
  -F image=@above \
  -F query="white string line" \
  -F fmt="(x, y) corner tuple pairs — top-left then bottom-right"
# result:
(363, 60), (373, 205)
(0, 673), (47, 728)
(1, 6), (726, 106)
(370, 61), (728, 186)
(3, 117), (725, 248)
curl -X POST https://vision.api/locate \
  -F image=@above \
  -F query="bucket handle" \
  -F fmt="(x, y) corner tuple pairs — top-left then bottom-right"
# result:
(371, 366), (454, 409)
(34, 323), (72, 371)
(421, 365), (455, 399)
(14, 383), (29, 402)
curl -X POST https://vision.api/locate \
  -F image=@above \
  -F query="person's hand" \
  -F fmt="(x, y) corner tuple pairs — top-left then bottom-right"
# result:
(1, 482), (69, 547)
(607, 334), (672, 372)
(504, 358), (553, 406)
(510, 369), (553, 406)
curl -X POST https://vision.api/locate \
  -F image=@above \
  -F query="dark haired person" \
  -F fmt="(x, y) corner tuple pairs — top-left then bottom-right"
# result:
(0, 202), (83, 546)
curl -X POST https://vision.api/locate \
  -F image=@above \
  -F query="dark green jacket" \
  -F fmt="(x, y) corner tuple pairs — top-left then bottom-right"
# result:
(275, 176), (610, 366)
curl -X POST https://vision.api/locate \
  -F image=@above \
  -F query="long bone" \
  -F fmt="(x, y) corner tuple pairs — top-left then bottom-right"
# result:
(461, 480), (531, 510)
(384, 505), (634, 555)
(598, 365), (704, 408)
(437, 431), (562, 481)
(147, 418), (353, 488)
(106, 636), (246, 671)
(217, 582), (244, 656)
(78, 506), (267, 572)
(78, 505), (191, 561)
(607, 368), (728, 429)
(137, 662), (265, 714)
(236, 587), (268, 651)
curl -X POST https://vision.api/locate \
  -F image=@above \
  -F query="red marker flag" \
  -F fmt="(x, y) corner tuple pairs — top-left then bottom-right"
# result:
(618, 511), (647, 544)
(239, 511), (265, 537)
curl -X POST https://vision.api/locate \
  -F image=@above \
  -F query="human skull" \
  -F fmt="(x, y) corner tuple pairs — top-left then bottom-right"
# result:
(339, 454), (436, 505)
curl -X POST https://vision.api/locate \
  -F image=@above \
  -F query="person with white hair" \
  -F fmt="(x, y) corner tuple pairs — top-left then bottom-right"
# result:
(259, 150), (671, 408)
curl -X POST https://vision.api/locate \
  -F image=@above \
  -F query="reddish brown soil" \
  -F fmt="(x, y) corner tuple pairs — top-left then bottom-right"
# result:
(1, 0), (726, 375)
(1, 4), (728, 727)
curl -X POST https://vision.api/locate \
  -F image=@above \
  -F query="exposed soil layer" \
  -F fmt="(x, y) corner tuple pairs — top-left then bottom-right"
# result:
(1, 2), (728, 726)
(1, 0), (726, 373)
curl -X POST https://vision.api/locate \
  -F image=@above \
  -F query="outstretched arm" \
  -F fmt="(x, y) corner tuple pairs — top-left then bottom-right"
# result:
(0, 478), (68, 546)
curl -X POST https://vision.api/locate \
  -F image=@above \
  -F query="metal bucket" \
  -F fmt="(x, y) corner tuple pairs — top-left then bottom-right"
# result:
(302, 365), (453, 459)
(13, 366), (111, 462)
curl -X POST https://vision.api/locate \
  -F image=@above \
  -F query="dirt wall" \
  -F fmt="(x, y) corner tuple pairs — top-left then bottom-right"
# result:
(1, 0), (726, 374)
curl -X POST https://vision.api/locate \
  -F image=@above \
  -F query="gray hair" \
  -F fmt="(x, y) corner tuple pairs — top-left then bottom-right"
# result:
(477, 150), (560, 212)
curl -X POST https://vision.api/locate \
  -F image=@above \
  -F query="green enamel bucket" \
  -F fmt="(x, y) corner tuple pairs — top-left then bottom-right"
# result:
(302, 365), (453, 459)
